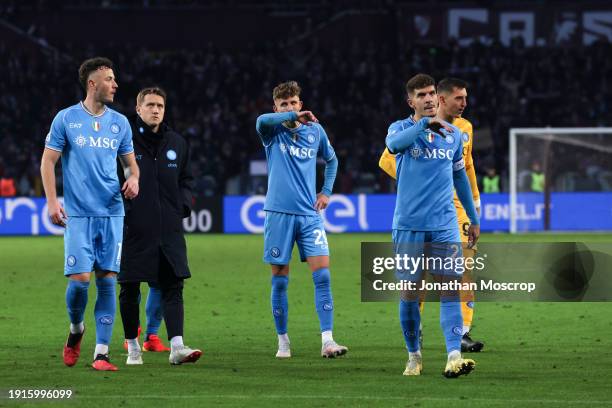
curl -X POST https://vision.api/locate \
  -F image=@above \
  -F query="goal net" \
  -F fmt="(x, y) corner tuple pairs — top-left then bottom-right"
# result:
(509, 127), (612, 233)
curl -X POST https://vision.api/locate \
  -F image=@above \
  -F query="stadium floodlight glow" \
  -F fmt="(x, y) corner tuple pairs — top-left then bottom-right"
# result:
(509, 127), (612, 233)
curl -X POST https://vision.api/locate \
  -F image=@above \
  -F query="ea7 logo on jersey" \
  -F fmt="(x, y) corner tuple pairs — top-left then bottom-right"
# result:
(424, 148), (453, 160)
(69, 123), (82, 128)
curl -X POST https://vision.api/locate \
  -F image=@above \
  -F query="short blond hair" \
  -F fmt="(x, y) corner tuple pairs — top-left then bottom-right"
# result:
(136, 86), (167, 106)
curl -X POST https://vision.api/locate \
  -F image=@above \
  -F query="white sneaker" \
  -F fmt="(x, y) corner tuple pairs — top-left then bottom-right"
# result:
(321, 341), (348, 358)
(169, 346), (202, 365)
(403, 355), (423, 376)
(275, 342), (291, 358)
(126, 350), (143, 365)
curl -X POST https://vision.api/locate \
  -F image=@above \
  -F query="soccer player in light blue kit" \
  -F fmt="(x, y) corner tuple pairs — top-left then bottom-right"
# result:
(40, 57), (140, 371)
(385, 74), (480, 378)
(256, 81), (347, 359)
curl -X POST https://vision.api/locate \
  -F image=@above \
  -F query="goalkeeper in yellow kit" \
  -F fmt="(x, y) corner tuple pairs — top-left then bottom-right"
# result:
(379, 77), (484, 353)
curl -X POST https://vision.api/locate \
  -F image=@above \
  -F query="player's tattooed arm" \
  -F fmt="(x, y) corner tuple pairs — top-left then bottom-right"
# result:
(40, 148), (67, 226)
(119, 153), (140, 200)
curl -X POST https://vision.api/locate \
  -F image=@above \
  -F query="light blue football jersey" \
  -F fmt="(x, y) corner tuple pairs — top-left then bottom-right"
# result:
(45, 102), (133, 217)
(256, 112), (336, 216)
(386, 116), (465, 231)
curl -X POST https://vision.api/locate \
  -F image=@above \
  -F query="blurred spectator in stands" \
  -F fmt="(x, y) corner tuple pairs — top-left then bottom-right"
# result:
(0, 175), (17, 197)
(482, 168), (500, 193)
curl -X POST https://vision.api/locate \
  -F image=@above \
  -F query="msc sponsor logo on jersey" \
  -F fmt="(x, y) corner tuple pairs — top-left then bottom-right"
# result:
(410, 146), (423, 159)
(74, 135), (119, 149)
(424, 148), (453, 160)
(410, 145), (453, 160)
(280, 143), (315, 159)
(69, 122), (82, 129)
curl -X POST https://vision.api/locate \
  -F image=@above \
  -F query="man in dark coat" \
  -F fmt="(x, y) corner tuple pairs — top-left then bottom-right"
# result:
(118, 86), (201, 366)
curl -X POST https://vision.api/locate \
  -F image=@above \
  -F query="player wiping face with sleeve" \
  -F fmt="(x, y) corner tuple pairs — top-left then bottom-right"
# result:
(255, 81), (347, 359)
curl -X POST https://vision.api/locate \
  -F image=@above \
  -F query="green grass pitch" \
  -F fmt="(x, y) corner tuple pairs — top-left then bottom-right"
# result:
(1, 233), (612, 407)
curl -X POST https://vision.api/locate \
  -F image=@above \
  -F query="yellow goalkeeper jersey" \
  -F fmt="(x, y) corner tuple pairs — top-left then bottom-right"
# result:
(379, 117), (480, 212)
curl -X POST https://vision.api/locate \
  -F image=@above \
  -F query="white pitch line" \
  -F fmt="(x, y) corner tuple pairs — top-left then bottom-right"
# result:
(69, 394), (612, 405)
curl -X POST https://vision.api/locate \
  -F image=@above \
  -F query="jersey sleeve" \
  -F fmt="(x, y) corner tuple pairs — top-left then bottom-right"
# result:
(45, 110), (67, 152)
(385, 120), (408, 154)
(462, 123), (481, 205)
(118, 116), (134, 156)
(318, 125), (336, 162)
(452, 129), (465, 172)
(378, 148), (397, 179)
(255, 112), (297, 147)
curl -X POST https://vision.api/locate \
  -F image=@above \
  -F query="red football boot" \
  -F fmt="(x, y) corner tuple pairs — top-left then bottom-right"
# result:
(63, 328), (85, 367)
(143, 334), (170, 352)
(92, 354), (118, 371)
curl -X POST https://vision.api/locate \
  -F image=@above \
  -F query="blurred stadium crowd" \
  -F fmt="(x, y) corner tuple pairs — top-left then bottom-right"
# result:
(1, 13), (611, 197)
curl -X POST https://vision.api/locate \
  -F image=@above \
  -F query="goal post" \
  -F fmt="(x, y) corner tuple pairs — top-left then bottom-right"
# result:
(509, 127), (612, 233)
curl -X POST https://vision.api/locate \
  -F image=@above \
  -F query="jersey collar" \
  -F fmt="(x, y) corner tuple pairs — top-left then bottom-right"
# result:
(80, 101), (108, 118)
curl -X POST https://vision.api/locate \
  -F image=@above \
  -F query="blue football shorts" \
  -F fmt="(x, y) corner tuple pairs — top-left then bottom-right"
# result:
(263, 211), (329, 265)
(63, 216), (124, 275)
(391, 228), (462, 281)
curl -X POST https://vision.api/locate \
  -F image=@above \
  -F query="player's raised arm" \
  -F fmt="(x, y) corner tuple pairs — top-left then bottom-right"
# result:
(255, 111), (297, 145)
(40, 147), (67, 226)
(385, 117), (450, 154)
